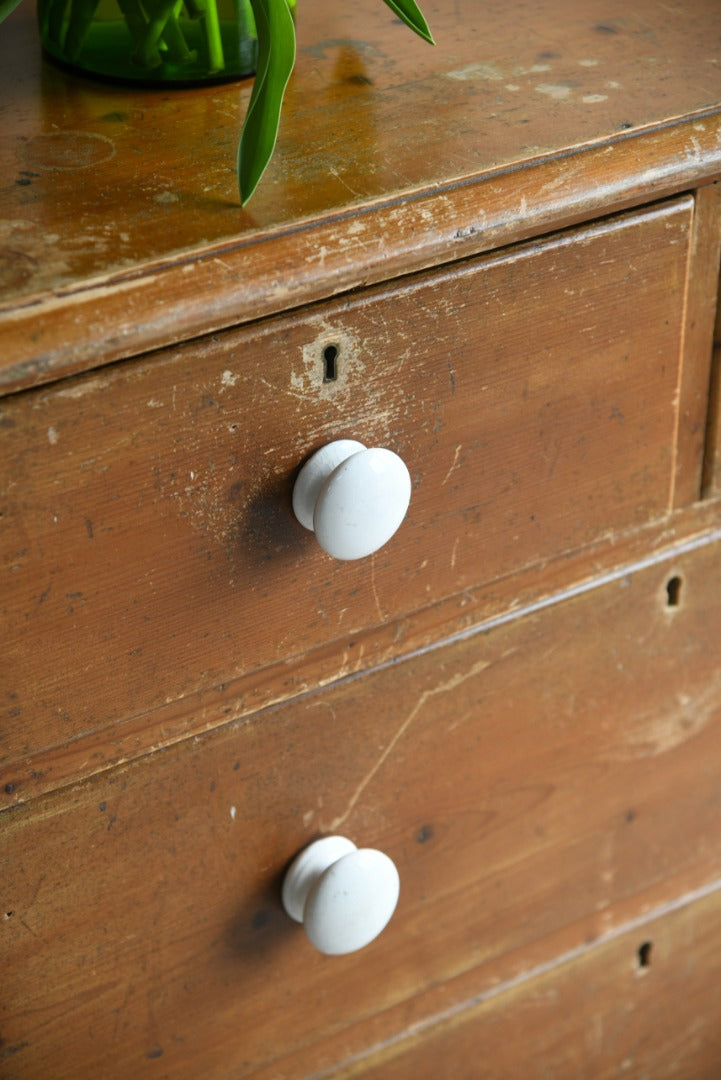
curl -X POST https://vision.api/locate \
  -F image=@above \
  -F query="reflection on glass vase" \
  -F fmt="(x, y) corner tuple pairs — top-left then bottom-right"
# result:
(38, 0), (295, 84)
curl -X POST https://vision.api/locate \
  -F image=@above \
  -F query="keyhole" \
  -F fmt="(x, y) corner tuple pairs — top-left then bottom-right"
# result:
(666, 576), (682, 608)
(638, 941), (652, 968)
(323, 344), (339, 383)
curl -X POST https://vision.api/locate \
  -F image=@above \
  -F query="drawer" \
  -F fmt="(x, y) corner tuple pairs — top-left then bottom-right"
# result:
(356, 886), (721, 1078)
(3, 535), (721, 1078)
(0, 197), (699, 800)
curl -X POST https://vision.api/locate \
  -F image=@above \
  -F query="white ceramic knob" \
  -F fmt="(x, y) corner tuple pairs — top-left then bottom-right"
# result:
(292, 440), (411, 560)
(281, 835), (400, 955)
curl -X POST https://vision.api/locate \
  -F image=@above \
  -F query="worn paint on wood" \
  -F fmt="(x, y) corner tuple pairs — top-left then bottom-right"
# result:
(673, 182), (721, 506)
(1, 200), (706, 805)
(3, 539), (721, 1077)
(347, 882), (721, 1079)
(2, 2), (721, 1074)
(702, 218), (721, 497)
(2, 1), (721, 388)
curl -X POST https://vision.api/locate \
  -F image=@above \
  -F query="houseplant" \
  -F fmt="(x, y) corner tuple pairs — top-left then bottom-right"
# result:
(0, 0), (433, 203)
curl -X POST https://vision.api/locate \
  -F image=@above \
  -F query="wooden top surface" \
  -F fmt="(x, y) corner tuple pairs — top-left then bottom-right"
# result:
(2, 0), (721, 390)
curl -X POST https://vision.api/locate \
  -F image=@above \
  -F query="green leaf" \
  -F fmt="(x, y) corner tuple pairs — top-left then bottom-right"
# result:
(382, 0), (434, 44)
(0, 0), (24, 23)
(238, 0), (296, 205)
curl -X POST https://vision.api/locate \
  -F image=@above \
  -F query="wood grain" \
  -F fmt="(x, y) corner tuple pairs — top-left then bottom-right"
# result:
(702, 231), (721, 497)
(0, 200), (702, 804)
(2, 1), (721, 391)
(673, 182), (721, 507)
(3, 537), (721, 1078)
(3, 3), (721, 1074)
(341, 882), (721, 1079)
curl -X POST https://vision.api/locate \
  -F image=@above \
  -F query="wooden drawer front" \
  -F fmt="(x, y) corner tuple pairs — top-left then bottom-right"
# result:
(0, 198), (695, 798)
(3, 535), (721, 1078)
(356, 885), (721, 1079)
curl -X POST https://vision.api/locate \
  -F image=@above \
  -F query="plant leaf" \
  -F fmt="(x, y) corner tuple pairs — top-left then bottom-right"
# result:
(0, 0), (24, 23)
(381, 0), (434, 44)
(238, 0), (296, 205)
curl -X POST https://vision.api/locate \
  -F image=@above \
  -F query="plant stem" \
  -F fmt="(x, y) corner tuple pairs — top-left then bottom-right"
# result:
(202, 0), (224, 73)
(116, 0), (161, 67)
(142, 0), (197, 64)
(133, 0), (183, 66)
(159, 0), (197, 63)
(63, 0), (100, 60)
(43, 0), (68, 46)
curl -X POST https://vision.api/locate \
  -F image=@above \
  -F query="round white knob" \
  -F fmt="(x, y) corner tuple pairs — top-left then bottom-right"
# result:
(281, 835), (400, 955)
(292, 440), (411, 560)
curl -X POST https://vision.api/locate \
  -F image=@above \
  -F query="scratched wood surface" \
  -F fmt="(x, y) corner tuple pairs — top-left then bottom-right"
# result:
(676, 182), (721, 505)
(2, 0), (721, 388)
(2, 2), (721, 1074)
(350, 884), (721, 1079)
(3, 537), (721, 1078)
(2, 198), (708, 806)
(703, 234), (721, 496)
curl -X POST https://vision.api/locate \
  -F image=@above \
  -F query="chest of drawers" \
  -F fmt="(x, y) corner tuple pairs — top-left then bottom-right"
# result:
(3, 1), (721, 1076)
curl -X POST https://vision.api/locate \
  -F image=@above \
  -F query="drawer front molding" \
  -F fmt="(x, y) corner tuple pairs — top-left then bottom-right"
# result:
(4, 536), (721, 1076)
(0, 197), (707, 804)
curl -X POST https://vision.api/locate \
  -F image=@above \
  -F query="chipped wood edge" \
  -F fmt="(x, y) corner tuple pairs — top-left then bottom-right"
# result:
(2, 110), (721, 396)
(702, 210), (721, 497)
(3, 499), (721, 811)
(673, 180), (721, 507)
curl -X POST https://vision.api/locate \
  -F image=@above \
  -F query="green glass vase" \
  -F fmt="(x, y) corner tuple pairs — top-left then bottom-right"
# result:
(37, 0), (294, 84)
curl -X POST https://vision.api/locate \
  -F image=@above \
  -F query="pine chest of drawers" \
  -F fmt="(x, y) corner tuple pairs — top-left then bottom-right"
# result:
(3, 1), (721, 1076)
